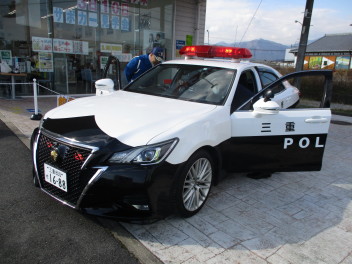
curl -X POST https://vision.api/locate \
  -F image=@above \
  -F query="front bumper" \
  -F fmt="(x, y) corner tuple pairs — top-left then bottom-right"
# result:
(32, 129), (182, 222)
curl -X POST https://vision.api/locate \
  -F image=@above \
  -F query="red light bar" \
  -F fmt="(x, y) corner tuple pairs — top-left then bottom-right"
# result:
(179, 45), (252, 59)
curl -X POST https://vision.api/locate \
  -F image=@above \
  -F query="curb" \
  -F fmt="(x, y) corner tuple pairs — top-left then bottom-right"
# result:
(0, 112), (162, 264)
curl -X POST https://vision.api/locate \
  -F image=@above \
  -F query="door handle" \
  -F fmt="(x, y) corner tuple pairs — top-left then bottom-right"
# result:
(305, 117), (328, 123)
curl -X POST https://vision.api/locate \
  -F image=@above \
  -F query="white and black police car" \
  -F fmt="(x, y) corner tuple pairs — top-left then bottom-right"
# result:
(31, 45), (333, 222)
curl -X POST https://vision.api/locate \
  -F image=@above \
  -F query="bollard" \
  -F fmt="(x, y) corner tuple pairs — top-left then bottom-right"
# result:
(30, 78), (43, 120)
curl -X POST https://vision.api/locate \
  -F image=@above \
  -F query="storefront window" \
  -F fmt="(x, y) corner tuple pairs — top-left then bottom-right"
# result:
(0, 0), (174, 97)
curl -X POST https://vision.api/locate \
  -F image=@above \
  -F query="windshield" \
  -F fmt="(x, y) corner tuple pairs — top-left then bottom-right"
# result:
(124, 64), (236, 105)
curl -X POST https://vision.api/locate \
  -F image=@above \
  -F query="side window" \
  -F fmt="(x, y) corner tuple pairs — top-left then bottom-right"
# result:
(231, 70), (257, 111)
(259, 72), (278, 87)
(257, 67), (279, 87)
(257, 67), (287, 96)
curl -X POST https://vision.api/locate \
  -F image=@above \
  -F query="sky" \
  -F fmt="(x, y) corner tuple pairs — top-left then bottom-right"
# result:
(205, 0), (352, 46)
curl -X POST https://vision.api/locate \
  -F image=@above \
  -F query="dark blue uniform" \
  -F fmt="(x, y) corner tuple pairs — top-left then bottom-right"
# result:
(124, 54), (152, 82)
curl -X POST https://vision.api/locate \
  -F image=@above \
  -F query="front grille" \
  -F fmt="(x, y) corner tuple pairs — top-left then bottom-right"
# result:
(36, 132), (97, 206)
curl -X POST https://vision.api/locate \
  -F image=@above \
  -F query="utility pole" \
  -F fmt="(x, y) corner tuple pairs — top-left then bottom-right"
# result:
(295, 0), (314, 74)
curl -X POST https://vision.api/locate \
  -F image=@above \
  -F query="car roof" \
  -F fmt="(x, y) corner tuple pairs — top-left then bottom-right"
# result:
(162, 58), (266, 71)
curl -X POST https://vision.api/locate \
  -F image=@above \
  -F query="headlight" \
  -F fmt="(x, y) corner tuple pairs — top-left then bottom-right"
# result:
(109, 138), (178, 165)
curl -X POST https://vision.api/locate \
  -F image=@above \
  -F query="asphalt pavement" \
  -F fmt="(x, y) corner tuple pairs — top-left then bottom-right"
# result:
(0, 118), (140, 264)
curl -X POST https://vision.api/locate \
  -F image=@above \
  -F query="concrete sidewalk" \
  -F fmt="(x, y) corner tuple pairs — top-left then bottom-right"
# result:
(1, 96), (352, 264)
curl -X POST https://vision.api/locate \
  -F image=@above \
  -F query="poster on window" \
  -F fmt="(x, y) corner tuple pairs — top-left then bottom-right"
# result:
(32, 37), (53, 52)
(121, 16), (130, 31)
(77, 11), (88, 26)
(121, 3), (129, 16)
(53, 39), (74, 53)
(73, 41), (89, 55)
(111, 2), (120, 15)
(77, 0), (87, 10)
(38, 52), (53, 72)
(101, 14), (110, 28)
(111, 16), (120, 29)
(65, 9), (76, 24)
(140, 0), (149, 6)
(88, 0), (98, 12)
(89, 12), (98, 27)
(143, 31), (165, 54)
(53, 7), (64, 23)
(100, 56), (109, 69)
(101, 0), (110, 13)
(0, 50), (12, 66)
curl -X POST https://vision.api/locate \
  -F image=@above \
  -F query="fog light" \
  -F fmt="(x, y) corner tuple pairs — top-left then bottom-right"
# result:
(132, 204), (150, 211)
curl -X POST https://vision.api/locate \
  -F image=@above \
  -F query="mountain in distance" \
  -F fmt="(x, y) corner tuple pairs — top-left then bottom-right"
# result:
(216, 38), (291, 61)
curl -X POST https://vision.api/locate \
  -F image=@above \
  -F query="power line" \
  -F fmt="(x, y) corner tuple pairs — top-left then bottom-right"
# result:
(238, 0), (263, 46)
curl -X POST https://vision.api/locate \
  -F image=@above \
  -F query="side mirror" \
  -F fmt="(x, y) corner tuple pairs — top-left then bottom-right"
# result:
(95, 78), (114, 96)
(264, 90), (274, 102)
(253, 98), (280, 115)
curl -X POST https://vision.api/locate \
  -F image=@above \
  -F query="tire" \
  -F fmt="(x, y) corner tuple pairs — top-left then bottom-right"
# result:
(175, 150), (214, 217)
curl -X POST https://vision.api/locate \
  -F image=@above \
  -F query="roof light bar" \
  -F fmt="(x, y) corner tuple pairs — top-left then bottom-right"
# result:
(179, 45), (252, 59)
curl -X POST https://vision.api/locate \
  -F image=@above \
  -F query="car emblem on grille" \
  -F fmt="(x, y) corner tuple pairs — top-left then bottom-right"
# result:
(50, 148), (59, 162)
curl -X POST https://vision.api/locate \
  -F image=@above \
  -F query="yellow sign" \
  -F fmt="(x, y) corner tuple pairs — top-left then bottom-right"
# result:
(57, 95), (75, 106)
(100, 43), (122, 53)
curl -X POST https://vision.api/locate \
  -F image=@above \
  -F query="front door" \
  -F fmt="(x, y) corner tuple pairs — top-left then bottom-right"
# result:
(223, 70), (333, 173)
(224, 109), (330, 172)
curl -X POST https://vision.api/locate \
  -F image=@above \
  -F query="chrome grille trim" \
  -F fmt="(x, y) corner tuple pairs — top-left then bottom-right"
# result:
(40, 128), (99, 153)
(34, 129), (102, 207)
(76, 167), (108, 207)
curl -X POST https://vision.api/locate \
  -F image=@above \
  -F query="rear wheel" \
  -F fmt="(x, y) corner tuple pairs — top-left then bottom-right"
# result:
(175, 150), (213, 217)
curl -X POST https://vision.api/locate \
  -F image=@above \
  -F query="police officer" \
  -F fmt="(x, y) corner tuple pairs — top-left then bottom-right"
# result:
(124, 47), (164, 83)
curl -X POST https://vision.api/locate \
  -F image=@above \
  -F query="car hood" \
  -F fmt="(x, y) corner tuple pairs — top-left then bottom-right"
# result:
(44, 91), (217, 146)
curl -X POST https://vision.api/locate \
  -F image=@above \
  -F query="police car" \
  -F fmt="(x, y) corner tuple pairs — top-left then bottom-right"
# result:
(31, 45), (333, 221)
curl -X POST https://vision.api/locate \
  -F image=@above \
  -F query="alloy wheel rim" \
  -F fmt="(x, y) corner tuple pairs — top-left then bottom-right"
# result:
(182, 158), (212, 212)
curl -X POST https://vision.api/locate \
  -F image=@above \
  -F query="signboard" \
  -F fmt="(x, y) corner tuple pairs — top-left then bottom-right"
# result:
(53, 39), (74, 53)
(186, 35), (193, 46)
(100, 43), (122, 53)
(336, 56), (350, 70)
(32, 37), (53, 52)
(38, 52), (54, 72)
(50, 1), (131, 33)
(304, 55), (352, 70)
(309, 56), (322, 69)
(176, 40), (185, 50)
(100, 56), (109, 69)
(33, 37), (88, 55)
(0, 50), (12, 65)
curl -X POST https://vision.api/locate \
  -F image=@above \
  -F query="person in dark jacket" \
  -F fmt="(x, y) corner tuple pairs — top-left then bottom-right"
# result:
(124, 47), (164, 82)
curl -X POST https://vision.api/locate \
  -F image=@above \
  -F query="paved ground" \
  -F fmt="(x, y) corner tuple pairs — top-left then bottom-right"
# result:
(0, 96), (351, 264)
(0, 119), (140, 264)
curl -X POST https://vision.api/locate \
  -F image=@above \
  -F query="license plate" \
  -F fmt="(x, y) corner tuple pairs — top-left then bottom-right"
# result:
(44, 163), (67, 192)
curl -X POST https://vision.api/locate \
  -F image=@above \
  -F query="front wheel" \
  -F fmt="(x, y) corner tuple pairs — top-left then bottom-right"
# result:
(175, 150), (213, 217)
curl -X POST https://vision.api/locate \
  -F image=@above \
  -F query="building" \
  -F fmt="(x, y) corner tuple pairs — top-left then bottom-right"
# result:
(0, 0), (206, 96)
(290, 33), (352, 70)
